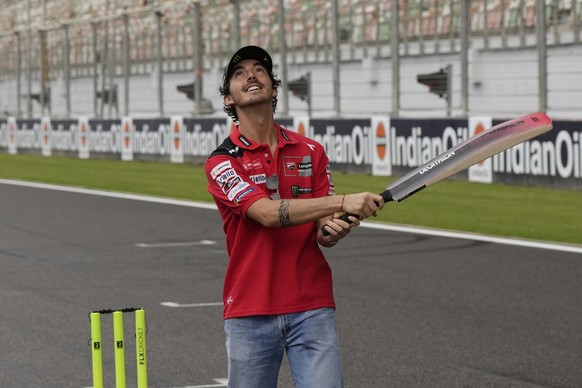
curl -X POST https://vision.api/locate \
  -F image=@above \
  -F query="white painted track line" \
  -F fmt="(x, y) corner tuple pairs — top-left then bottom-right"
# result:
(2, 178), (581, 254)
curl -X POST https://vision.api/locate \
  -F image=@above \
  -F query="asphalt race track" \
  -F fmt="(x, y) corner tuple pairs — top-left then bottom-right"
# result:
(1, 181), (581, 388)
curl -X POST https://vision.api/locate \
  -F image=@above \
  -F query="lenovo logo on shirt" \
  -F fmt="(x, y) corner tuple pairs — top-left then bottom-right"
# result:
(282, 156), (312, 177)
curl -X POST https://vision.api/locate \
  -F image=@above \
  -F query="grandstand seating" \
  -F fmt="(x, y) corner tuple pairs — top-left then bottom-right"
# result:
(0, 0), (580, 74)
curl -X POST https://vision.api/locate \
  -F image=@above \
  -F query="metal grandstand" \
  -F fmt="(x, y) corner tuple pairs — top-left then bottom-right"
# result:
(1, 1), (580, 68)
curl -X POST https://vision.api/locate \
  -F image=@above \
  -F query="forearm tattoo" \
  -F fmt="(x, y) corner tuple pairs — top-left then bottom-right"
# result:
(278, 199), (294, 227)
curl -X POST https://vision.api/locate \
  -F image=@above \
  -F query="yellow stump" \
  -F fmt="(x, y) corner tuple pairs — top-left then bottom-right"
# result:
(90, 312), (103, 388)
(113, 311), (126, 388)
(135, 309), (148, 388)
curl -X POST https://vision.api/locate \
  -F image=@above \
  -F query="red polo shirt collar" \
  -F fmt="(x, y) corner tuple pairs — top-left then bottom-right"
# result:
(231, 123), (298, 150)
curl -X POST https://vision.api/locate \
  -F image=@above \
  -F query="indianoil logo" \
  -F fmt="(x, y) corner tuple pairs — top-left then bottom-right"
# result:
(296, 121), (306, 137)
(42, 120), (50, 145)
(173, 119), (181, 151)
(80, 121), (87, 147)
(474, 122), (486, 165)
(8, 118), (15, 144)
(123, 120), (131, 149)
(375, 121), (387, 160)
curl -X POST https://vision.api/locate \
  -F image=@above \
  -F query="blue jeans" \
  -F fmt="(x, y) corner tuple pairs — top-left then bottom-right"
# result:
(224, 308), (343, 388)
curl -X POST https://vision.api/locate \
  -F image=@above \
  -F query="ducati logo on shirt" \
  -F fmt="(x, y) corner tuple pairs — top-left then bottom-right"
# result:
(283, 156), (312, 177)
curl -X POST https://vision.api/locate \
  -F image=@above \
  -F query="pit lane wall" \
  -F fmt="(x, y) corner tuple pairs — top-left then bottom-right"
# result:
(1, 115), (581, 190)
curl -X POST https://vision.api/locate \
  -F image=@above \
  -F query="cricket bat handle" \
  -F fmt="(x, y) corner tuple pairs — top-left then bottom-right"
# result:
(321, 191), (393, 237)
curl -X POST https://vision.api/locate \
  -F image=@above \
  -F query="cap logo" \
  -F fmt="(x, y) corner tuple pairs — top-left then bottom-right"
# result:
(225, 46), (272, 80)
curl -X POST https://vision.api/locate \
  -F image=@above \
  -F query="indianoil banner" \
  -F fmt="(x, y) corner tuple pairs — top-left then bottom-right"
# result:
(170, 116), (184, 163)
(468, 116), (493, 184)
(371, 116), (391, 176)
(78, 117), (90, 159)
(1, 116), (581, 189)
(7, 117), (17, 155)
(40, 117), (52, 157)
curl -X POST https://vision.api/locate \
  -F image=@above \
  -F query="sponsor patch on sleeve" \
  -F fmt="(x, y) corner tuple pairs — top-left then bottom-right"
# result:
(210, 160), (233, 179)
(216, 168), (237, 185)
(227, 181), (251, 201)
(222, 176), (242, 193)
(234, 187), (255, 204)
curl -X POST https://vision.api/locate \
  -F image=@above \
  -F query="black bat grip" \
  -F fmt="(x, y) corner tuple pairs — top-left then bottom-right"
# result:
(320, 191), (393, 237)
(380, 190), (393, 203)
(321, 213), (354, 237)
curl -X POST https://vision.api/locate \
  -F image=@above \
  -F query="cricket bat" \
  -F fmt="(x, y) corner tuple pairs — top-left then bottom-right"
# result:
(322, 112), (553, 236)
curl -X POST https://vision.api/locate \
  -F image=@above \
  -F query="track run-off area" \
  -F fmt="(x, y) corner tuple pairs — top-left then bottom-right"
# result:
(1, 179), (581, 388)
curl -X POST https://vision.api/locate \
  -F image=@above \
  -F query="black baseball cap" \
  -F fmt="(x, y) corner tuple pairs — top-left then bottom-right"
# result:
(224, 46), (273, 80)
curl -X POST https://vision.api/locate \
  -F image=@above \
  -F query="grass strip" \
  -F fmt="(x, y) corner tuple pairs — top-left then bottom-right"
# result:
(1, 153), (580, 246)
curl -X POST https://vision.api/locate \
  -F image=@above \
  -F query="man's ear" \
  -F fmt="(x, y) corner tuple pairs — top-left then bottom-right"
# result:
(272, 88), (278, 98)
(224, 95), (234, 106)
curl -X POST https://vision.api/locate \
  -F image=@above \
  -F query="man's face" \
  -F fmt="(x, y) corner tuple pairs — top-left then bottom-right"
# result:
(224, 59), (277, 111)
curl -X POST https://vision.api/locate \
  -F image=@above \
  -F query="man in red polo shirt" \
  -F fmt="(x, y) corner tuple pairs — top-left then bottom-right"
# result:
(205, 46), (385, 388)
